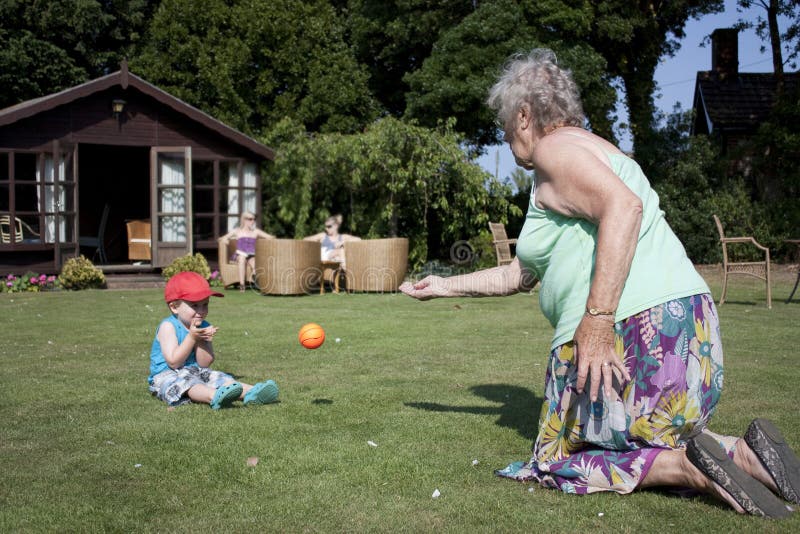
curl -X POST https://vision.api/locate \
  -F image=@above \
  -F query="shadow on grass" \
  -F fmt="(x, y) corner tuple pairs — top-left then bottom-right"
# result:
(405, 384), (541, 441)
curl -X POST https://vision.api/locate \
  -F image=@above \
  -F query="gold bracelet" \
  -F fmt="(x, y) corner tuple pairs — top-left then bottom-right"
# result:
(585, 307), (616, 317)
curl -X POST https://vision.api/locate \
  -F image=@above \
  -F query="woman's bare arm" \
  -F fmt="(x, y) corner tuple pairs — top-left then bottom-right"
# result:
(532, 134), (642, 315)
(303, 232), (325, 242)
(532, 133), (639, 401)
(400, 257), (536, 300)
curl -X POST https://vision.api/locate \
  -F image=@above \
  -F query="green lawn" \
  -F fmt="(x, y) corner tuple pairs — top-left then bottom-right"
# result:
(1, 268), (798, 532)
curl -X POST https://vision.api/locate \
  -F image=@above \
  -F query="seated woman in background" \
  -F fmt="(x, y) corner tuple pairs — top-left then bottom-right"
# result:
(304, 214), (361, 264)
(220, 211), (274, 292)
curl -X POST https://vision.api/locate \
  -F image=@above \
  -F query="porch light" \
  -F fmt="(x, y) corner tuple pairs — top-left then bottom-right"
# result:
(111, 98), (126, 117)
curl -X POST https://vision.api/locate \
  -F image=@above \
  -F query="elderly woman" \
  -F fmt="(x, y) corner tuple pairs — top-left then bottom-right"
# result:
(400, 49), (797, 518)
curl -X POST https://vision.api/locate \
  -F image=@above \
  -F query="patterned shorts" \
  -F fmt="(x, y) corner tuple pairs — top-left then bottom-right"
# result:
(149, 366), (235, 406)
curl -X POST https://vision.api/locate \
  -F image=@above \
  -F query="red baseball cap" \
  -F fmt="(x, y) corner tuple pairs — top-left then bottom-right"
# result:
(164, 271), (224, 302)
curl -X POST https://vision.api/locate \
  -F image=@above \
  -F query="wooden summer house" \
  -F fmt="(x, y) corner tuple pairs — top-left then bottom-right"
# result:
(0, 61), (274, 274)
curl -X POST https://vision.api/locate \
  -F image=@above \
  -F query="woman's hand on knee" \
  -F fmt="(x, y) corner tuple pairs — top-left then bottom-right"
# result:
(573, 315), (630, 401)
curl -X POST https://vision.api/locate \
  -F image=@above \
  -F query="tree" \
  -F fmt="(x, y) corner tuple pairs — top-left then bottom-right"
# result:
(401, 0), (723, 154)
(261, 117), (520, 268)
(403, 0), (618, 147)
(0, 0), (156, 108)
(733, 0), (800, 210)
(344, 0), (479, 118)
(737, 0), (800, 95)
(133, 0), (377, 135)
(578, 0), (724, 155)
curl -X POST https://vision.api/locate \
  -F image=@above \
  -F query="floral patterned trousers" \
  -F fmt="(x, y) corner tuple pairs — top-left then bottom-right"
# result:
(496, 294), (730, 494)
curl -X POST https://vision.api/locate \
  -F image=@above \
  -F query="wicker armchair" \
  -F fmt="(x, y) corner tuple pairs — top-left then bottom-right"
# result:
(713, 214), (771, 308)
(126, 220), (151, 261)
(254, 238), (321, 295)
(218, 238), (256, 288)
(488, 222), (517, 266)
(343, 238), (409, 292)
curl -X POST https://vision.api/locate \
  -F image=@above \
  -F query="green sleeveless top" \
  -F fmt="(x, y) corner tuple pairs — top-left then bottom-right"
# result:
(516, 152), (709, 350)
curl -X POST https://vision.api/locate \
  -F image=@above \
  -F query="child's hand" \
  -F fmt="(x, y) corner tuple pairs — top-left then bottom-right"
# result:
(190, 321), (218, 342)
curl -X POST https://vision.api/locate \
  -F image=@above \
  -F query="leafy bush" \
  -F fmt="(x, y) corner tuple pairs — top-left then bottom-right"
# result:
(468, 229), (499, 270)
(161, 253), (211, 281)
(59, 256), (106, 290)
(646, 106), (798, 263)
(262, 117), (520, 270)
(1, 272), (60, 293)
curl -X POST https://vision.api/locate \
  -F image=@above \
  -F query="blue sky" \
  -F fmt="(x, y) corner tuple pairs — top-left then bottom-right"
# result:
(477, 0), (788, 181)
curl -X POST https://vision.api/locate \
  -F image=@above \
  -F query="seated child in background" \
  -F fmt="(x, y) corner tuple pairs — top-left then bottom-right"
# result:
(149, 271), (278, 409)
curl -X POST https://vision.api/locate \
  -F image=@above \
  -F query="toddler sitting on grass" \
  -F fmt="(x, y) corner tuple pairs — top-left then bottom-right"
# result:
(148, 271), (278, 409)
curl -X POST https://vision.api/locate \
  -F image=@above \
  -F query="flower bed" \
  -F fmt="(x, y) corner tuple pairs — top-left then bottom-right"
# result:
(3, 273), (60, 293)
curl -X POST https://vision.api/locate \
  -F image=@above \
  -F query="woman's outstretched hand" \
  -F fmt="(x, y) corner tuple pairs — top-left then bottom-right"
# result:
(399, 276), (453, 300)
(573, 314), (631, 402)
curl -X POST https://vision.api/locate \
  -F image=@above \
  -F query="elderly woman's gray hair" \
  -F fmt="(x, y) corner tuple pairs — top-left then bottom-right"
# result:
(487, 49), (585, 135)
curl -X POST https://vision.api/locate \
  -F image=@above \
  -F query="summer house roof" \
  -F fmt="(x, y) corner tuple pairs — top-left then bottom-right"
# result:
(0, 61), (274, 160)
(693, 71), (800, 135)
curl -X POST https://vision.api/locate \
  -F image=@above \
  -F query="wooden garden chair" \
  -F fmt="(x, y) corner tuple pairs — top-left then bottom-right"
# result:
(713, 214), (771, 308)
(488, 222), (517, 266)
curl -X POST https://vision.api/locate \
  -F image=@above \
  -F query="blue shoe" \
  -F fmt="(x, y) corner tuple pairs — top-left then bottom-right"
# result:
(211, 382), (243, 410)
(243, 380), (279, 405)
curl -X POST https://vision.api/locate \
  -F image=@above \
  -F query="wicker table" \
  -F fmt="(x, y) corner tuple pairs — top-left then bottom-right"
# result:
(787, 239), (800, 303)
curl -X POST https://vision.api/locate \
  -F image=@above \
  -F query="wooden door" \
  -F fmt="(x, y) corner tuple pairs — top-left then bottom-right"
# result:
(50, 142), (78, 267)
(150, 147), (192, 267)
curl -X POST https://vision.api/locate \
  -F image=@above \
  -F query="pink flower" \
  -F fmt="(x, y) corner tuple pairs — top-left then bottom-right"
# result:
(7, 274), (15, 280)
(39, 274), (47, 281)
(47, 275), (56, 282)
(30, 277), (38, 284)
(211, 270), (220, 279)
(5, 281), (12, 287)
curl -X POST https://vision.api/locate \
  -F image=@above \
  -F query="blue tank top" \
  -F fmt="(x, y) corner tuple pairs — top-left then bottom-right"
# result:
(148, 315), (209, 383)
(516, 153), (709, 350)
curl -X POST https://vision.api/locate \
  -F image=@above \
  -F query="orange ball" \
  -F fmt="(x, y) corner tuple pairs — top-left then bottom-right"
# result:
(299, 323), (325, 349)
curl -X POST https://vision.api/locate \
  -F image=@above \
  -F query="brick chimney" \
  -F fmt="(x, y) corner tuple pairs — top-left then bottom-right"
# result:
(711, 28), (738, 80)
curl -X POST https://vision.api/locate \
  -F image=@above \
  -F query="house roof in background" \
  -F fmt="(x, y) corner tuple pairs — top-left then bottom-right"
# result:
(693, 71), (800, 133)
(0, 61), (275, 160)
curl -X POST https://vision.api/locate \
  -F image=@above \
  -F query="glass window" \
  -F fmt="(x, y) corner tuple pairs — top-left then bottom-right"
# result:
(0, 183), (8, 211)
(15, 153), (36, 181)
(159, 216), (187, 242)
(0, 153), (8, 181)
(15, 183), (39, 211)
(193, 160), (214, 186)
(193, 216), (213, 241)
(18, 215), (41, 242)
(56, 215), (73, 242)
(193, 187), (214, 213)
(243, 163), (257, 187)
(225, 162), (239, 231)
(53, 183), (75, 212)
